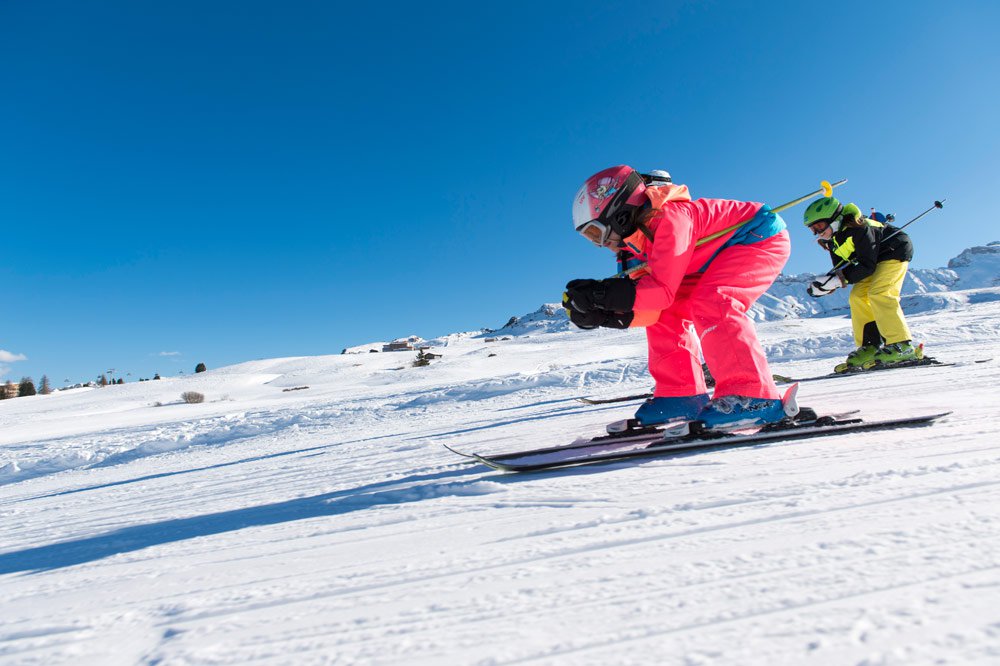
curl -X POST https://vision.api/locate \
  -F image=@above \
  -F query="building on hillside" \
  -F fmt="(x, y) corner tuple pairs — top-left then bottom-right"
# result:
(1, 381), (18, 399)
(382, 341), (415, 352)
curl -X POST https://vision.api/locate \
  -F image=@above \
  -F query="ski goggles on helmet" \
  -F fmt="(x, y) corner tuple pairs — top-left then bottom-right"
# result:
(576, 219), (613, 247)
(810, 215), (844, 235)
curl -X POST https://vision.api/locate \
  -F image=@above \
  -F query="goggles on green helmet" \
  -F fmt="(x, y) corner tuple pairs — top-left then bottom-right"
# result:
(809, 221), (832, 235)
(808, 215), (844, 235)
(803, 197), (844, 237)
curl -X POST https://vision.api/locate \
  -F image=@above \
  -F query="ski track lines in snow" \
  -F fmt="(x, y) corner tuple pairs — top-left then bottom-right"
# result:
(2, 298), (1000, 664)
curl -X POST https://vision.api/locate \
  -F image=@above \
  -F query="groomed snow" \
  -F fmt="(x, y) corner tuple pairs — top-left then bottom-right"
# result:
(3, 288), (1000, 664)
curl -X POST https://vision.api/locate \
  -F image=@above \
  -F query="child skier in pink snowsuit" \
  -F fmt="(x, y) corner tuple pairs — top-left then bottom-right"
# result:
(565, 165), (791, 429)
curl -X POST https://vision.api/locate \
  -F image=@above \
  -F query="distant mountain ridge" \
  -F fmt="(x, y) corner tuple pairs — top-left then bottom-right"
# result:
(490, 241), (1000, 336)
(761, 240), (1000, 321)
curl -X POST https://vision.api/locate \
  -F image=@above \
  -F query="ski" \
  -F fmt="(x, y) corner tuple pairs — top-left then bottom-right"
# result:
(576, 392), (652, 405)
(771, 357), (992, 384)
(457, 411), (950, 473)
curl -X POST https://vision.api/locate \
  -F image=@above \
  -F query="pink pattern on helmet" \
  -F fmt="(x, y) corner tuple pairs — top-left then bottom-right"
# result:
(572, 165), (647, 231)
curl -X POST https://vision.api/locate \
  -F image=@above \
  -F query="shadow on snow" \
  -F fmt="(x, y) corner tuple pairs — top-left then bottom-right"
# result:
(0, 449), (660, 576)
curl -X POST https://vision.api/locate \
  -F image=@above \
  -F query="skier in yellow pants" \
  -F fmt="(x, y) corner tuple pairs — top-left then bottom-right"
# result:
(848, 260), (910, 347)
(802, 197), (919, 371)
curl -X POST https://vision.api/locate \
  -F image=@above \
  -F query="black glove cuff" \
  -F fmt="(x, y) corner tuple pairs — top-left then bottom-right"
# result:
(601, 311), (634, 329)
(569, 308), (607, 330)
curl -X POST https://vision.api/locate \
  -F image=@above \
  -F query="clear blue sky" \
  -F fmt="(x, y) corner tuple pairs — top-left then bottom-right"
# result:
(2, 0), (997, 385)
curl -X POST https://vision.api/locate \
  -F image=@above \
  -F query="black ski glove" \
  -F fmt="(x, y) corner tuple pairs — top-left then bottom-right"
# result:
(599, 311), (634, 329)
(564, 278), (637, 314)
(567, 308), (606, 330)
(567, 308), (634, 330)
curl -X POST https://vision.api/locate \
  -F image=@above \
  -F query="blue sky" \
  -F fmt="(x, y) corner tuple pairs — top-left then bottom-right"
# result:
(2, 0), (997, 385)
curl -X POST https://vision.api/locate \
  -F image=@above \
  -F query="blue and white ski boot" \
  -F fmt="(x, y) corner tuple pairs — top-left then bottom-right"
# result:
(696, 384), (799, 431)
(607, 394), (710, 434)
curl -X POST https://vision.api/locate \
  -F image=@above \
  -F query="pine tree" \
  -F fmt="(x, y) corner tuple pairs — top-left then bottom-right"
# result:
(19, 377), (37, 397)
(99, 374), (108, 387)
(39, 375), (52, 395)
(195, 362), (207, 373)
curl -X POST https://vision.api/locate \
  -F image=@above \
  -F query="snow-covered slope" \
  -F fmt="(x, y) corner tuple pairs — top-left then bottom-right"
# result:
(3, 244), (1000, 665)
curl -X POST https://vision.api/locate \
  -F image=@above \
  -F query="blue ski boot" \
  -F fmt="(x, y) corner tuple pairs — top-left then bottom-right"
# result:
(634, 394), (710, 427)
(697, 385), (798, 431)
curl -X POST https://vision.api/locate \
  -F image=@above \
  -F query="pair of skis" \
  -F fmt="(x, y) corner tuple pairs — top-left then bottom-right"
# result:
(445, 407), (951, 473)
(446, 356), (977, 473)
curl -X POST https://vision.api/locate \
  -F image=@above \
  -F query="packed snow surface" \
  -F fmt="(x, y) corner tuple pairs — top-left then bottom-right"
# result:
(4, 254), (1000, 664)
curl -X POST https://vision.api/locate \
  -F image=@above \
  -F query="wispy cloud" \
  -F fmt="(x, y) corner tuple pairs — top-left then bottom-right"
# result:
(0, 350), (27, 381)
(0, 350), (28, 363)
(158, 351), (182, 357)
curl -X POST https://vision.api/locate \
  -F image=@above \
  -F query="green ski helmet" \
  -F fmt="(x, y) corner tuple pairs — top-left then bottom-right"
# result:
(803, 196), (844, 228)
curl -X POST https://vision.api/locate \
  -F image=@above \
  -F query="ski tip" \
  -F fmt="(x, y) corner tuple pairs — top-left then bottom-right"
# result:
(471, 454), (505, 470)
(472, 454), (529, 473)
(442, 443), (478, 459)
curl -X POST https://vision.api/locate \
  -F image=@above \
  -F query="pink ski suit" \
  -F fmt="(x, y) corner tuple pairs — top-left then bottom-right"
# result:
(623, 185), (790, 400)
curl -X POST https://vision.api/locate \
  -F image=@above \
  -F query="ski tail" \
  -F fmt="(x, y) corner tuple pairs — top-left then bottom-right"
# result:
(782, 382), (800, 418)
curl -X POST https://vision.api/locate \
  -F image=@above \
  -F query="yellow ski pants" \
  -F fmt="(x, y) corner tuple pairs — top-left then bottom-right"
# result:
(849, 259), (912, 346)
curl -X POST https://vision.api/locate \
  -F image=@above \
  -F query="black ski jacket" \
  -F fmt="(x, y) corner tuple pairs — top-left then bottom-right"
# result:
(827, 219), (914, 284)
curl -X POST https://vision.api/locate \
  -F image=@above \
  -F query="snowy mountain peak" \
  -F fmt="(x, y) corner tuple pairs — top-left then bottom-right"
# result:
(943, 241), (1000, 288)
(947, 241), (1000, 268)
(492, 303), (570, 336)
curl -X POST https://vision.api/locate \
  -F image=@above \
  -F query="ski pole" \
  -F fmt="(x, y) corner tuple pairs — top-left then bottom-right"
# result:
(615, 178), (847, 278)
(882, 199), (944, 243)
(825, 200), (945, 276)
(771, 178), (848, 214)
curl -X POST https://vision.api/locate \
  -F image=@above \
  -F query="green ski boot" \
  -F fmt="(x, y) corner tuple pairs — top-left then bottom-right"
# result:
(834, 344), (880, 374)
(869, 341), (923, 367)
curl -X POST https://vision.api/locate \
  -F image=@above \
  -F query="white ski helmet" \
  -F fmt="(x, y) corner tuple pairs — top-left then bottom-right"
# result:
(644, 169), (672, 185)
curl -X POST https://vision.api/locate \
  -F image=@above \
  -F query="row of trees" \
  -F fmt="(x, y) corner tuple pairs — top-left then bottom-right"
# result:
(1, 376), (51, 399)
(1, 364), (209, 400)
